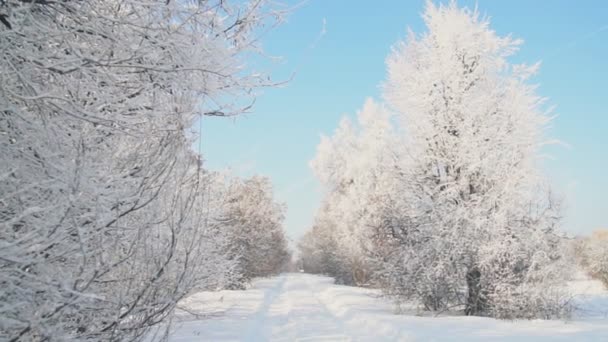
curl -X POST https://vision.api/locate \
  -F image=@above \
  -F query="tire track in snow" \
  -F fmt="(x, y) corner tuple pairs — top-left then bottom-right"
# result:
(243, 275), (289, 341)
(287, 274), (353, 341)
(242, 274), (354, 341)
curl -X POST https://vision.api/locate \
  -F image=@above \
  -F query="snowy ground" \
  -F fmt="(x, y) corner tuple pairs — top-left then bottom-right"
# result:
(166, 273), (608, 341)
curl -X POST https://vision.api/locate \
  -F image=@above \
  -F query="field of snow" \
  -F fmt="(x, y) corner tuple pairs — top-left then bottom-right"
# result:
(165, 273), (608, 341)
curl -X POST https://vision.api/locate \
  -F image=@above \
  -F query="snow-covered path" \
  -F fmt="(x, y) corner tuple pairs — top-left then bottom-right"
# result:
(169, 274), (360, 341)
(241, 273), (354, 341)
(168, 273), (608, 341)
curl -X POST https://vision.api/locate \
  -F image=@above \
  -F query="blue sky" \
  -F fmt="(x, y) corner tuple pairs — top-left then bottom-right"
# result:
(197, 0), (608, 242)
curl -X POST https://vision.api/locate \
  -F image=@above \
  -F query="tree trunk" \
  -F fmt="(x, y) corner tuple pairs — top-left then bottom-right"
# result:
(465, 267), (485, 315)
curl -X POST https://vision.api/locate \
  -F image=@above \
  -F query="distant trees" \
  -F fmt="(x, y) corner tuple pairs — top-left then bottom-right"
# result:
(0, 0), (288, 340)
(300, 1), (571, 319)
(298, 203), (354, 284)
(575, 230), (608, 288)
(220, 176), (291, 289)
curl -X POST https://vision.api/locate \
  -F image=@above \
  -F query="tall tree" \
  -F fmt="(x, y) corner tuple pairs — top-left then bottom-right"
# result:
(382, 1), (569, 318)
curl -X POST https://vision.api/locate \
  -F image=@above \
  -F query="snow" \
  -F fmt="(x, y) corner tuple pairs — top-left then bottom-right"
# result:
(166, 273), (608, 341)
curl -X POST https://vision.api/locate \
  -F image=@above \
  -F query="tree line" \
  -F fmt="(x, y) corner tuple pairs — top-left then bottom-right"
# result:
(298, 2), (573, 320)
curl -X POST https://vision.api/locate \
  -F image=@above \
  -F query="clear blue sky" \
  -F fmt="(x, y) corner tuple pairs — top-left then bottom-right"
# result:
(197, 0), (608, 242)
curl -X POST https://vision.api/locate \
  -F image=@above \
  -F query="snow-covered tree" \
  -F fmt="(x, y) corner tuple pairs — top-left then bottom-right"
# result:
(297, 201), (354, 284)
(381, 1), (571, 318)
(218, 175), (290, 289)
(307, 98), (400, 285)
(577, 230), (608, 288)
(0, 0), (283, 340)
(303, 0), (572, 319)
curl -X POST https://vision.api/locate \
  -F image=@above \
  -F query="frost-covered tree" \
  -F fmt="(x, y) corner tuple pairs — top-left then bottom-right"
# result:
(0, 0), (283, 340)
(298, 222), (333, 275)
(297, 202), (354, 284)
(303, 0), (572, 320)
(218, 175), (290, 289)
(381, 1), (571, 318)
(307, 98), (400, 285)
(577, 230), (608, 288)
